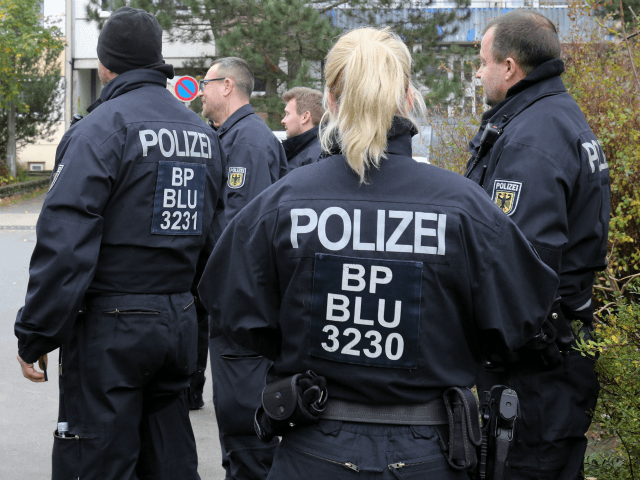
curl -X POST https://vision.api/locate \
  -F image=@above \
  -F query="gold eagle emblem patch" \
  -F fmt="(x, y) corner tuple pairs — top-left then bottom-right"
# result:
(228, 166), (246, 189)
(491, 179), (522, 216)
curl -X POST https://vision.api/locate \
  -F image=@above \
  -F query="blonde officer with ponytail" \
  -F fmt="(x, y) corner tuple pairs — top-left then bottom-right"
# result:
(199, 27), (558, 479)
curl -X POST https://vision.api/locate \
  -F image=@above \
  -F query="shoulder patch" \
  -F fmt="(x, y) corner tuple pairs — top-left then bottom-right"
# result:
(491, 179), (522, 216)
(48, 164), (65, 192)
(228, 166), (246, 189)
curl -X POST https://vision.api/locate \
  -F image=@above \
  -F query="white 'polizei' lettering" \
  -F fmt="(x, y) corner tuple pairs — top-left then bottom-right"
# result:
(173, 130), (186, 157)
(188, 132), (200, 157)
(290, 207), (446, 255)
(318, 207), (351, 250)
(139, 130), (158, 156)
(386, 211), (413, 253)
(291, 208), (318, 248)
(138, 128), (212, 159)
(582, 140), (609, 174)
(495, 181), (518, 191)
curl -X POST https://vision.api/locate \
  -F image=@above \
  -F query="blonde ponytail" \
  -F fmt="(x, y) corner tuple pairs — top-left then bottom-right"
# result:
(320, 27), (426, 183)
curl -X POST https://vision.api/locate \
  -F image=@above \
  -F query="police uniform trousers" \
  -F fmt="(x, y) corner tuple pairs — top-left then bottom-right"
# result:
(266, 420), (469, 480)
(53, 292), (201, 480)
(477, 350), (599, 480)
(209, 334), (278, 480)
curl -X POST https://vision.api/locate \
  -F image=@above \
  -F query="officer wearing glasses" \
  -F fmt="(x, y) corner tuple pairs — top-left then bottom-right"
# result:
(195, 57), (287, 480)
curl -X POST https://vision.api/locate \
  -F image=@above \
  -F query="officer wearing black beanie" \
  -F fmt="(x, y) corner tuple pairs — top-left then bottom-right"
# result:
(97, 6), (175, 79)
(15, 5), (225, 480)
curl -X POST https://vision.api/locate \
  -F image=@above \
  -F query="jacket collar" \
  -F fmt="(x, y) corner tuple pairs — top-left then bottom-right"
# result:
(480, 58), (566, 127)
(217, 104), (255, 137)
(323, 117), (416, 158)
(87, 69), (169, 113)
(468, 58), (566, 155)
(387, 117), (417, 156)
(282, 125), (319, 159)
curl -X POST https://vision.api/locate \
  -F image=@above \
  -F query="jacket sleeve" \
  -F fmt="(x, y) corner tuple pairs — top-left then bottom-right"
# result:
(198, 197), (282, 360)
(467, 211), (559, 353)
(273, 139), (289, 181)
(224, 141), (276, 224)
(191, 136), (228, 298)
(15, 133), (117, 363)
(489, 141), (570, 274)
(490, 138), (609, 317)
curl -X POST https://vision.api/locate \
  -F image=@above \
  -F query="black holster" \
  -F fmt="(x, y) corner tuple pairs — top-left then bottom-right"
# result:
(435, 387), (482, 471)
(473, 386), (519, 480)
(254, 370), (328, 443)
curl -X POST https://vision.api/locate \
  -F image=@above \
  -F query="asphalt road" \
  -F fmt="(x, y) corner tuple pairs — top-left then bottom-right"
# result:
(0, 192), (225, 479)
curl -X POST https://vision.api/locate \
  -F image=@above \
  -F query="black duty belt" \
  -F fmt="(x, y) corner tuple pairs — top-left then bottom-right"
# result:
(321, 398), (448, 425)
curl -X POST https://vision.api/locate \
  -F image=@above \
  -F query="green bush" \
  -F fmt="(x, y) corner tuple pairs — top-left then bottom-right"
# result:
(577, 297), (640, 479)
(0, 163), (35, 186)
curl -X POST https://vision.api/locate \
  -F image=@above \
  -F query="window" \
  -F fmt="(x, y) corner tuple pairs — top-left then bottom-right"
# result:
(29, 163), (45, 171)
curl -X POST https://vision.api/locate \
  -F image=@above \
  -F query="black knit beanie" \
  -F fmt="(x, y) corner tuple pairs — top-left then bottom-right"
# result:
(97, 7), (171, 76)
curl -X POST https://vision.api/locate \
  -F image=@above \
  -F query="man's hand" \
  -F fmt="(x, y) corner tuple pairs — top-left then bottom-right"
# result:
(17, 353), (48, 382)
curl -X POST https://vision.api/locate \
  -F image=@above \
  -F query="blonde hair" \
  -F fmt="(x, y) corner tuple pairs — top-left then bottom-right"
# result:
(320, 27), (426, 183)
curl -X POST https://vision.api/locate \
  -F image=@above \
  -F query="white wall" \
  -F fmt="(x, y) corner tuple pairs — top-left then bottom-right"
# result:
(72, 0), (217, 68)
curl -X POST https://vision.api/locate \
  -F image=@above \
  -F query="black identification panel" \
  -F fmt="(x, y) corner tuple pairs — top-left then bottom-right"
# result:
(310, 253), (423, 369)
(152, 161), (206, 235)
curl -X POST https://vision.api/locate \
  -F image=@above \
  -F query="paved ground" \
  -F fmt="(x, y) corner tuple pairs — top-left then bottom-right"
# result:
(0, 192), (225, 479)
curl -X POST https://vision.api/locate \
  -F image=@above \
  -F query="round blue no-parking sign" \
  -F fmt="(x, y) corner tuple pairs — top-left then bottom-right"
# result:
(174, 76), (199, 102)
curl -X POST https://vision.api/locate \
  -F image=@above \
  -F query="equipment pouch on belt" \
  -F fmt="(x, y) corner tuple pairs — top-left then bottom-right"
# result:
(436, 387), (482, 471)
(473, 385), (519, 480)
(254, 370), (328, 443)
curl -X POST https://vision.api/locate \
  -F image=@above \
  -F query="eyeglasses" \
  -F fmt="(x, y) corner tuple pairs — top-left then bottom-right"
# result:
(199, 78), (226, 91)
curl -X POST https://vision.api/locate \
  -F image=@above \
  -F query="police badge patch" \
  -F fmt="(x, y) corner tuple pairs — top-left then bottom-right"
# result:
(48, 164), (65, 192)
(491, 179), (522, 216)
(228, 166), (246, 189)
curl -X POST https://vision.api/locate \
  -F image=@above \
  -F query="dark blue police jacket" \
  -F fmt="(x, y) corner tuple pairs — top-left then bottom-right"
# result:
(217, 104), (288, 223)
(15, 69), (226, 364)
(466, 59), (610, 321)
(282, 125), (322, 172)
(199, 119), (559, 405)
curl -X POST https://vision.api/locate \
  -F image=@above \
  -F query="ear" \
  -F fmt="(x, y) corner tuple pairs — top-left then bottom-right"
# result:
(398, 87), (415, 116)
(222, 78), (234, 97)
(301, 111), (311, 125)
(504, 57), (523, 83)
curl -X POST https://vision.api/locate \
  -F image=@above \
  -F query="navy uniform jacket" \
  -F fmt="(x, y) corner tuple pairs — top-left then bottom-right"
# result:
(15, 69), (226, 364)
(199, 119), (558, 405)
(466, 59), (610, 321)
(282, 125), (322, 172)
(218, 104), (288, 223)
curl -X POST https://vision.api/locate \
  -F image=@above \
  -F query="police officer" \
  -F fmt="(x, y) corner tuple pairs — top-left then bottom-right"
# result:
(14, 7), (226, 479)
(281, 87), (324, 171)
(197, 57), (287, 480)
(198, 27), (559, 479)
(466, 11), (610, 479)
